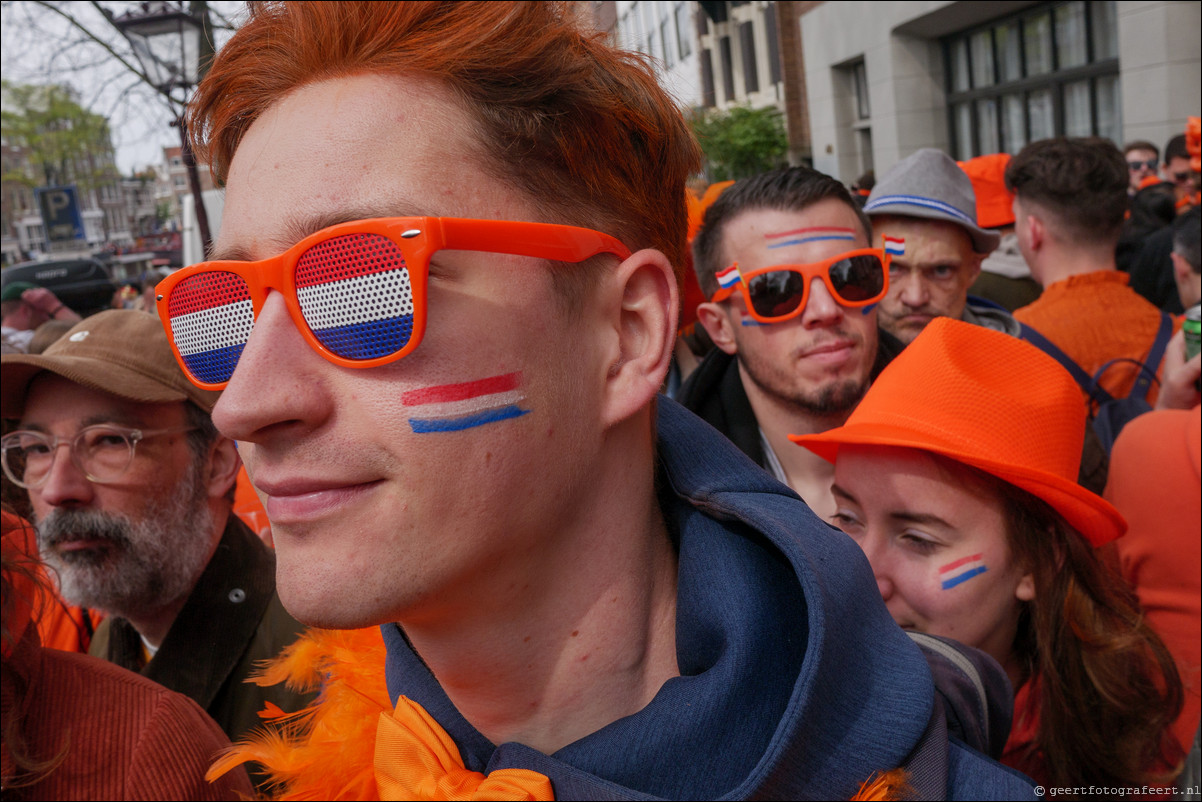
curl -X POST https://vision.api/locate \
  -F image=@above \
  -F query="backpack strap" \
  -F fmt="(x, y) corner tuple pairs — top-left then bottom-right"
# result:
(1089, 311), (1174, 402)
(1019, 323), (1114, 406)
(1133, 311), (1174, 402)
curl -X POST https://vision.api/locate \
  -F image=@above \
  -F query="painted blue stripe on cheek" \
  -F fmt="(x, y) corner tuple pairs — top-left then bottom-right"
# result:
(940, 565), (987, 590)
(741, 319), (771, 327)
(409, 405), (529, 433)
(860, 302), (878, 316)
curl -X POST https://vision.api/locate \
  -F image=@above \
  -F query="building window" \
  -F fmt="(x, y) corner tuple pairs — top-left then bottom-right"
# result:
(719, 36), (735, 102)
(661, 17), (674, 67)
(944, 1), (1120, 159)
(701, 48), (716, 107)
(675, 3), (692, 59)
(765, 2), (781, 85)
(739, 21), (758, 94)
(852, 61), (870, 120)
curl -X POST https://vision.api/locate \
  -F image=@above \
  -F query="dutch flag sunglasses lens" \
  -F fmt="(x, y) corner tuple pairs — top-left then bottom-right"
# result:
(166, 232), (415, 385)
(168, 270), (254, 385)
(295, 233), (414, 360)
(746, 254), (885, 319)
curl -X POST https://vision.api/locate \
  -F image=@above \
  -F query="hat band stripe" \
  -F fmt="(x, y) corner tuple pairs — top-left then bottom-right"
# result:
(864, 194), (976, 226)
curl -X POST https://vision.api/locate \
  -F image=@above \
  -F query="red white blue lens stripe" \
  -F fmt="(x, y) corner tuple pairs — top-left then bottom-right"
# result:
(168, 271), (254, 385)
(296, 233), (414, 361)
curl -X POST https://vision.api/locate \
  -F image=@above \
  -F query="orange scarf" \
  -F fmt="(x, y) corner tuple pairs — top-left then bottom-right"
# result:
(375, 696), (552, 801)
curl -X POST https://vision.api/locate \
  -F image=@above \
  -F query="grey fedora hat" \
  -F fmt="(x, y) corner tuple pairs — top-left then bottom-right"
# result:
(864, 148), (1001, 254)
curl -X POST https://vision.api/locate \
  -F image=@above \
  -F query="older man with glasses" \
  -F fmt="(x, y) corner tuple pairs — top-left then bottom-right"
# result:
(0, 309), (311, 794)
(678, 166), (905, 521)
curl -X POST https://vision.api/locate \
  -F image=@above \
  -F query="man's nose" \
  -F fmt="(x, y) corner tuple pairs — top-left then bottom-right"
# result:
(212, 291), (335, 443)
(34, 443), (95, 509)
(896, 272), (929, 308)
(800, 277), (845, 327)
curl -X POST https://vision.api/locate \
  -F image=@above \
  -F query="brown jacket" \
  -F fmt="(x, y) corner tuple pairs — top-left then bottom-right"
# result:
(2, 628), (253, 800)
(89, 514), (313, 790)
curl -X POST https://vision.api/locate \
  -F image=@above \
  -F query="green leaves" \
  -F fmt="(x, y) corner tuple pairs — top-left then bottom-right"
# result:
(1, 79), (115, 190)
(689, 105), (787, 182)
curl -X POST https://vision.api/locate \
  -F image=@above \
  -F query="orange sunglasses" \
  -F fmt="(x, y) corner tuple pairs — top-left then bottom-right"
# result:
(156, 217), (632, 390)
(710, 248), (891, 324)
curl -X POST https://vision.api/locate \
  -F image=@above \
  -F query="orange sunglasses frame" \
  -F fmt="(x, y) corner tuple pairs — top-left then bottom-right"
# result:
(709, 247), (892, 324)
(156, 217), (633, 390)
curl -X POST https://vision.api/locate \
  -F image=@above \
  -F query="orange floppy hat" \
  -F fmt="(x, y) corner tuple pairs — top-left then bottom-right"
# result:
(790, 317), (1126, 546)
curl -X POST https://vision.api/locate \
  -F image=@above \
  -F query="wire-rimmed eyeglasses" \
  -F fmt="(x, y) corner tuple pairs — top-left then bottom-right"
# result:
(1, 424), (196, 490)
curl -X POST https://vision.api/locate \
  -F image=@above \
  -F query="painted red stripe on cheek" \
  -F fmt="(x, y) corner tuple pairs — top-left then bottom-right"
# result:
(401, 372), (523, 405)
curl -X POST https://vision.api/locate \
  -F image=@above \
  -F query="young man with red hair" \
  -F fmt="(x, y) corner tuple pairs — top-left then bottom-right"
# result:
(162, 3), (1033, 798)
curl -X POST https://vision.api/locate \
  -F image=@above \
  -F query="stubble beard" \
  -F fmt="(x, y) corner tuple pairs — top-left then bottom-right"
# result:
(35, 459), (215, 619)
(739, 336), (872, 420)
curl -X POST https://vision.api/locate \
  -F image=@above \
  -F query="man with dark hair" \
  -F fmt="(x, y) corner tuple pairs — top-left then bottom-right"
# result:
(677, 166), (903, 520)
(1164, 133), (1196, 202)
(1172, 205), (1201, 309)
(1009, 137), (1179, 406)
(1124, 140), (1161, 195)
(155, 3), (1033, 798)
(0, 310), (310, 792)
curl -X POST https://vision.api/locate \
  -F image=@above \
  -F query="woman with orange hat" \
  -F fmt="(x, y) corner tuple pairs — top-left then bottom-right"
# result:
(791, 317), (1183, 789)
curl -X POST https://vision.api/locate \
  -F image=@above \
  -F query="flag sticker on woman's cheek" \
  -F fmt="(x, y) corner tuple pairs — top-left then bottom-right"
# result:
(939, 553), (987, 590)
(402, 372), (530, 433)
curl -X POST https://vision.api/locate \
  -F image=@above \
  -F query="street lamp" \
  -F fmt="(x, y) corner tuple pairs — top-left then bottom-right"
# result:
(113, 0), (212, 256)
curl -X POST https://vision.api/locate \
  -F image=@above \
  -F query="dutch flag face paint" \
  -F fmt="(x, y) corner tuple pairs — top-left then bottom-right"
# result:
(883, 236), (905, 256)
(402, 372), (530, 433)
(764, 226), (857, 249)
(938, 553), (987, 590)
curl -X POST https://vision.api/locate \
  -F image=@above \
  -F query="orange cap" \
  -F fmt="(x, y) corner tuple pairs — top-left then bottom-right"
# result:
(957, 153), (1014, 229)
(791, 318), (1126, 546)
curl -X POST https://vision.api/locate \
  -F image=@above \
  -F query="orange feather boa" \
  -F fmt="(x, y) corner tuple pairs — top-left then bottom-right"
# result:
(206, 626), (909, 801)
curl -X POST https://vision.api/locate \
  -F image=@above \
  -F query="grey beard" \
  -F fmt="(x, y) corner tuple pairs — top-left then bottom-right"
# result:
(36, 462), (214, 619)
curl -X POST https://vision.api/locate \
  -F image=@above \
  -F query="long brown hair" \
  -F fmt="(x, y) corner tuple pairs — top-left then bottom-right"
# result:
(999, 480), (1183, 788)
(1, 513), (69, 792)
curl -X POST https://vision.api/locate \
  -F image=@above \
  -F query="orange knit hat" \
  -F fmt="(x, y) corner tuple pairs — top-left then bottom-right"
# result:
(791, 318), (1126, 546)
(957, 153), (1015, 229)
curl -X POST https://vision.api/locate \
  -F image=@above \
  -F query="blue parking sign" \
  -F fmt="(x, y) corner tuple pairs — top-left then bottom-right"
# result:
(35, 185), (85, 245)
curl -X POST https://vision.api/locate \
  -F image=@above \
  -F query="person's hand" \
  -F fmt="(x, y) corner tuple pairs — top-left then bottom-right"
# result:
(1155, 328), (1201, 410)
(21, 286), (62, 316)
(21, 287), (81, 323)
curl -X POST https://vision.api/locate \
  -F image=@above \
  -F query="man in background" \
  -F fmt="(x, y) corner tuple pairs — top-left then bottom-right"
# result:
(678, 166), (902, 520)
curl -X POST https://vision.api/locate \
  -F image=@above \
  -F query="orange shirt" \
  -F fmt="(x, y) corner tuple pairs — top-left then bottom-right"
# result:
(3, 510), (103, 654)
(1105, 406), (1202, 756)
(1014, 271), (1178, 406)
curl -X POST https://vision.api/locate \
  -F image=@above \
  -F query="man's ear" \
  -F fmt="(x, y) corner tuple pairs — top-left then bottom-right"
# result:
(204, 435), (241, 500)
(1171, 251), (1191, 285)
(1025, 209), (1046, 253)
(598, 249), (678, 429)
(695, 301), (739, 356)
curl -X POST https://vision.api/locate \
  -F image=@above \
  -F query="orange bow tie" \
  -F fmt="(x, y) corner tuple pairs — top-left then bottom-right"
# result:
(374, 696), (554, 801)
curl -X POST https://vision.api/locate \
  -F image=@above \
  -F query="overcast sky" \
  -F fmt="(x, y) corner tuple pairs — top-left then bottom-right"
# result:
(1, 1), (244, 175)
